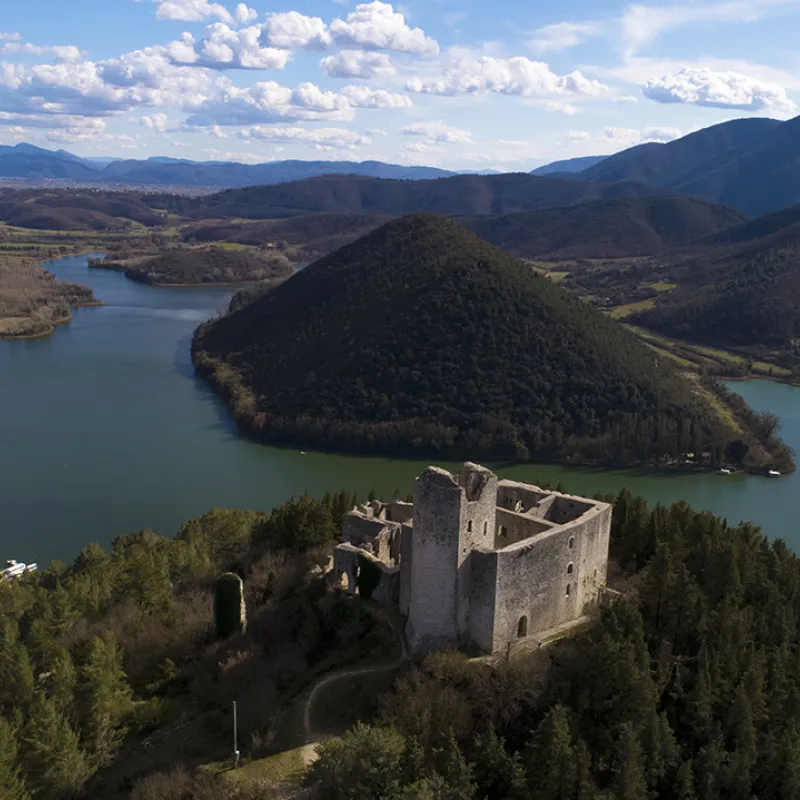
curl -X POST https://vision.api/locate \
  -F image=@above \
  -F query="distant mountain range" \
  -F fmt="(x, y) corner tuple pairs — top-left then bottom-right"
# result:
(0, 142), (457, 187)
(530, 155), (607, 176)
(6, 113), (800, 217)
(574, 117), (800, 216)
(186, 172), (668, 219)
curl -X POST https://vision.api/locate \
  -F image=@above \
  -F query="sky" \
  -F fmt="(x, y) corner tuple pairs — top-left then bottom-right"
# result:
(0, 0), (799, 170)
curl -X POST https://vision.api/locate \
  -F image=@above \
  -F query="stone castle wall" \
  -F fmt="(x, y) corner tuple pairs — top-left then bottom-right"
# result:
(335, 463), (611, 657)
(405, 467), (464, 654)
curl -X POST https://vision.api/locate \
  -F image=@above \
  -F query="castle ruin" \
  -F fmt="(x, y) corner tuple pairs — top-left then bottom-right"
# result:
(331, 462), (611, 655)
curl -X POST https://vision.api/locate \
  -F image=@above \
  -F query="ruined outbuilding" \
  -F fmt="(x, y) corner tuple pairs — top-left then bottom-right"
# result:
(331, 463), (611, 655)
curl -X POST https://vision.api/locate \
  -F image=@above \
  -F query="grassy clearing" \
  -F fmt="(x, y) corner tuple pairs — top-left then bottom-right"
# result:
(608, 299), (656, 319)
(645, 281), (677, 292)
(623, 323), (793, 383)
(203, 746), (308, 792)
(210, 241), (257, 251)
(690, 376), (743, 433)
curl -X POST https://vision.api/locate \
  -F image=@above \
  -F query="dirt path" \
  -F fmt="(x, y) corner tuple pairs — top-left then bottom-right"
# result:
(300, 615), (409, 766)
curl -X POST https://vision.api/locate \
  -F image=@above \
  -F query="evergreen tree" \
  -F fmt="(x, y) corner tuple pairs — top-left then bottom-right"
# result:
(80, 632), (133, 768)
(48, 646), (77, 716)
(611, 723), (648, 800)
(525, 704), (576, 800)
(673, 761), (696, 800)
(0, 715), (29, 800)
(0, 619), (34, 711)
(23, 694), (91, 799)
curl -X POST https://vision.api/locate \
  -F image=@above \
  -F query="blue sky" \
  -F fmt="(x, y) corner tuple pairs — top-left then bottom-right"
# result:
(1, 0), (799, 169)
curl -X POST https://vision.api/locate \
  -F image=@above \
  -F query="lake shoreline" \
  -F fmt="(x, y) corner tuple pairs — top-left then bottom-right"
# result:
(5, 253), (800, 564)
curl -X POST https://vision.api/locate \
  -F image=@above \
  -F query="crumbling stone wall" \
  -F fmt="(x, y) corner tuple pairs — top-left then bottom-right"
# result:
(334, 464), (611, 657)
(494, 508), (554, 548)
(490, 499), (611, 651)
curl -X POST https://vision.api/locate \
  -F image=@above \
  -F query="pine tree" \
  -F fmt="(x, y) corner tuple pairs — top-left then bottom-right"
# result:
(48, 646), (77, 716)
(673, 761), (696, 800)
(0, 619), (34, 711)
(0, 715), (29, 800)
(574, 738), (597, 800)
(525, 704), (576, 800)
(24, 693), (92, 798)
(80, 632), (133, 768)
(438, 730), (475, 798)
(472, 725), (521, 800)
(611, 723), (648, 800)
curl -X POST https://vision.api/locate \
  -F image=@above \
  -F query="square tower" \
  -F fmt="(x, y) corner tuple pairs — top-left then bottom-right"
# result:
(405, 463), (497, 654)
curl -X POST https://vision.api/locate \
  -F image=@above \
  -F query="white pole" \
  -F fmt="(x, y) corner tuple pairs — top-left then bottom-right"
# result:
(233, 700), (240, 768)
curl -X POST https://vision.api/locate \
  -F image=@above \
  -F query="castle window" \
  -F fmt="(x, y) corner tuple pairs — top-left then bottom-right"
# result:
(517, 616), (528, 638)
(567, 563), (574, 575)
(467, 520), (473, 533)
(568, 537), (575, 549)
(566, 584), (571, 596)
(499, 525), (508, 538)
(483, 521), (488, 535)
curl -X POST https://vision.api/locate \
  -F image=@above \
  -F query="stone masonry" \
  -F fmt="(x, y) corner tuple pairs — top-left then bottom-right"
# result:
(330, 463), (611, 655)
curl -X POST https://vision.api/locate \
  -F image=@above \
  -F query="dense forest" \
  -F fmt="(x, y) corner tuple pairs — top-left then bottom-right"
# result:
(92, 247), (293, 286)
(186, 173), (666, 220)
(457, 196), (747, 260)
(306, 490), (800, 800)
(634, 247), (800, 355)
(194, 214), (740, 467)
(0, 190), (163, 231)
(0, 491), (393, 798)
(181, 197), (746, 264)
(0, 254), (97, 338)
(5, 484), (800, 798)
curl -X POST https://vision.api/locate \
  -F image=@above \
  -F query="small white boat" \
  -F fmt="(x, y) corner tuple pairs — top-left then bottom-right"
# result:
(768, 470), (782, 477)
(300, 451), (308, 455)
(1, 560), (37, 580)
(719, 468), (731, 475)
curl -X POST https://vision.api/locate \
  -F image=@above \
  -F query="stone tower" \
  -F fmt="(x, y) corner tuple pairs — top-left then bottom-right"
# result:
(405, 462), (497, 654)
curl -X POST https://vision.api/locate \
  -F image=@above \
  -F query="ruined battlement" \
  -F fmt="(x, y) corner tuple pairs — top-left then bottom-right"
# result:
(331, 463), (611, 655)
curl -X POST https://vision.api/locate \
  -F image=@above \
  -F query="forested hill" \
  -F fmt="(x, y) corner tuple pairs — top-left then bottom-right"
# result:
(457, 196), (748, 259)
(94, 247), (294, 286)
(633, 246), (800, 351)
(193, 213), (726, 465)
(186, 172), (668, 220)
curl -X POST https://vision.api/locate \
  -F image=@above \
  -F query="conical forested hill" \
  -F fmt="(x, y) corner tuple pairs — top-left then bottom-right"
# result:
(193, 214), (724, 463)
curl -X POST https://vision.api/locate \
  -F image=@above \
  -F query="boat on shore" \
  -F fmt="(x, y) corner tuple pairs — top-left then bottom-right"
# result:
(1, 560), (37, 580)
(768, 470), (782, 477)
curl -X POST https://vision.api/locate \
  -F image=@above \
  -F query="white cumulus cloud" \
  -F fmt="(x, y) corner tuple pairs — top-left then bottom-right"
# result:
(262, 11), (332, 50)
(153, 0), (236, 25)
(320, 50), (395, 79)
(329, 1), (438, 56)
(399, 119), (471, 143)
(262, 2), (438, 55)
(339, 84), (412, 108)
(563, 125), (684, 154)
(406, 56), (608, 98)
(233, 4), (257, 25)
(141, 112), (169, 131)
(643, 66), (797, 115)
(166, 25), (290, 70)
(239, 125), (371, 148)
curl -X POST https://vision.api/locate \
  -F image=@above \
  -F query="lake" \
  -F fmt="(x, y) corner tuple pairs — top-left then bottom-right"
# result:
(2, 253), (799, 565)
